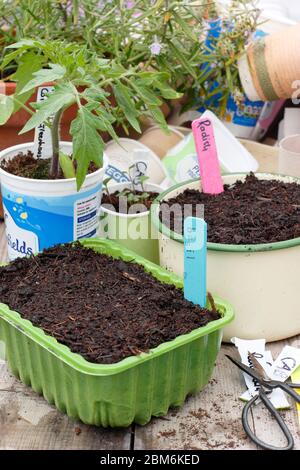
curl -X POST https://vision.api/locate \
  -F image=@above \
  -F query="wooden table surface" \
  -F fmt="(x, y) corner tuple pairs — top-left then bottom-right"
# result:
(0, 142), (299, 450)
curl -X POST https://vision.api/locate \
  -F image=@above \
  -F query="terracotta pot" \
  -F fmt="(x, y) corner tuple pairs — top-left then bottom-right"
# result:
(0, 81), (78, 151)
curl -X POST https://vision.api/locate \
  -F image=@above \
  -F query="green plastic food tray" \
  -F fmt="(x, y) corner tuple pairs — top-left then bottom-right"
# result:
(0, 238), (234, 427)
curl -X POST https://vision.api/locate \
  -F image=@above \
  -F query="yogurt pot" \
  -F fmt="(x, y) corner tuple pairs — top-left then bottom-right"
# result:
(99, 182), (163, 264)
(104, 138), (171, 189)
(0, 142), (106, 260)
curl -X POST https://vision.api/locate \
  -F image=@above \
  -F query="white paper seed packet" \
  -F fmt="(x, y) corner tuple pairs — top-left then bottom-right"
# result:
(269, 346), (300, 382)
(231, 337), (290, 409)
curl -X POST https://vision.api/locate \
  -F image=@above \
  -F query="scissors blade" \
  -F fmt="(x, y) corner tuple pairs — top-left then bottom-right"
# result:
(248, 353), (271, 382)
(225, 354), (266, 384)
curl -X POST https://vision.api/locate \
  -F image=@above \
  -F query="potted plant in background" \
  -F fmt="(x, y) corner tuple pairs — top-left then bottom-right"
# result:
(0, 0), (201, 218)
(194, 0), (263, 138)
(0, 0), (88, 150)
(0, 38), (178, 260)
(0, 0), (206, 148)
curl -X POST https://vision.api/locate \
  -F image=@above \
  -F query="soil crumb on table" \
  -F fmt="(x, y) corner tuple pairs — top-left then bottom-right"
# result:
(0, 243), (220, 364)
(160, 173), (300, 245)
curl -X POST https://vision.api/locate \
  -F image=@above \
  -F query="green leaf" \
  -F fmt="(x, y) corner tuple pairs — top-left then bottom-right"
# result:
(94, 107), (119, 142)
(113, 82), (141, 132)
(1, 49), (27, 70)
(139, 175), (149, 184)
(19, 83), (76, 134)
(6, 39), (42, 50)
(137, 71), (170, 84)
(153, 80), (183, 100)
(167, 40), (197, 79)
(70, 107), (104, 190)
(19, 64), (66, 94)
(82, 88), (109, 103)
(172, 11), (198, 42)
(132, 80), (162, 106)
(0, 94), (14, 124)
(11, 51), (45, 112)
(147, 105), (168, 132)
(59, 152), (76, 179)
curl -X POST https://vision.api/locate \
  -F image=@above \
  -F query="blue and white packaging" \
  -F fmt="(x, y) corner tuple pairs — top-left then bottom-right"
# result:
(0, 142), (105, 260)
(199, 19), (265, 139)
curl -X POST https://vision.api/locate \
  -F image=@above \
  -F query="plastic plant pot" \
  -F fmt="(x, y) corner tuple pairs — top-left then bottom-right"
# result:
(0, 142), (106, 260)
(151, 173), (300, 342)
(0, 238), (234, 428)
(99, 182), (163, 264)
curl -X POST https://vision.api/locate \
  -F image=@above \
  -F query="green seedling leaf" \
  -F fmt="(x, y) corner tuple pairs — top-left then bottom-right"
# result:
(0, 94), (14, 124)
(113, 82), (141, 132)
(11, 51), (45, 112)
(103, 177), (112, 195)
(70, 106), (104, 190)
(20, 83), (76, 134)
(138, 175), (149, 185)
(19, 64), (66, 94)
(59, 152), (76, 179)
(133, 80), (162, 106)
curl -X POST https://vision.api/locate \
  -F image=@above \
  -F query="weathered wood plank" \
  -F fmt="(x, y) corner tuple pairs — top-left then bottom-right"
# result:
(135, 345), (257, 450)
(249, 336), (300, 450)
(0, 223), (131, 449)
(0, 361), (131, 450)
(0, 142), (299, 450)
(135, 341), (300, 450)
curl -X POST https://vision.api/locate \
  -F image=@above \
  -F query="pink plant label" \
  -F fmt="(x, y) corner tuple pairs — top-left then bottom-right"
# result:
(192, 117), (223, 194)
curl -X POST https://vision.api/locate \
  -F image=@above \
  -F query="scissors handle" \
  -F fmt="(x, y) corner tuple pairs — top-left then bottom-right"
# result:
(242, 390), (294, 451)
(277, 382), (300, 403)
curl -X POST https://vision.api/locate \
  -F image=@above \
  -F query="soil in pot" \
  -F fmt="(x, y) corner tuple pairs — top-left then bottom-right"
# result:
(160, 173), (300, 244)
(102, 188), (159, 214)
(0, 243), (220, 364)
(0, 151), (99, 179)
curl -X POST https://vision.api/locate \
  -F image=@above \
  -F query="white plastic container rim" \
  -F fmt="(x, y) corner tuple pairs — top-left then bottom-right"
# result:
(105, 137), (169, 181)
(0, 142), (107, 196)
(151, 173), (300, 253)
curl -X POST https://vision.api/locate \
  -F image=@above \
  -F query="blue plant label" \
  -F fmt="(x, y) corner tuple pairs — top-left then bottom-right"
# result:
(33, 86), (55, 160)
(2, 183), (102, 260)
(184, 217), (207, 308)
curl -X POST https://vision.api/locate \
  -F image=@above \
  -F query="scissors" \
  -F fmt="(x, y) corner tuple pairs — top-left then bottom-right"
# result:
(226, 354), (300, 451)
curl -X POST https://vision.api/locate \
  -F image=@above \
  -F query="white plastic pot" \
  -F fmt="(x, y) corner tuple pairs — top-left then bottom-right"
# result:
(151, 173), (300, 342)
(105, 138), (171, 189)
(99, 182), (163, 263)
(0, 142), (105, 260)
